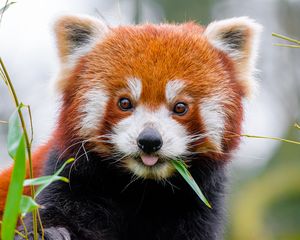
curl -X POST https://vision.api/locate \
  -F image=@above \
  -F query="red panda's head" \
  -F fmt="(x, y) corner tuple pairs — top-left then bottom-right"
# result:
(53, 15), (262, 180)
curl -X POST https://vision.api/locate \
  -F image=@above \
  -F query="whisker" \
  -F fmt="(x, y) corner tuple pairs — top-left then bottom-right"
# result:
(68, 149), (94, 190)
(161, 178), (179, 193)
(55, 139), (85, 171)
(121, 174), (140, 193)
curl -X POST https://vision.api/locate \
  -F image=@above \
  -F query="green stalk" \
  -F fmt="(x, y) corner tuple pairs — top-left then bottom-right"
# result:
(272, 32), (300, 45)
(19, 217), (29, 240)
(273, 44), (300, 48)
(241, 134), (300, 145)
(1, 221), (28, 239)
(0, 58), (39, 239)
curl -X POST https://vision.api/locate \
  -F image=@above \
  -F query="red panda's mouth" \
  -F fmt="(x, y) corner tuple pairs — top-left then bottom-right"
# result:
(125, 155), (175, 180)
(139, 154), (159, 166)
(134, 154), (166, 167)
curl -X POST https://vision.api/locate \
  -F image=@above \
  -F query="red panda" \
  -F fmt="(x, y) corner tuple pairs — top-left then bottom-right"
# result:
(0, 15), (261, 240)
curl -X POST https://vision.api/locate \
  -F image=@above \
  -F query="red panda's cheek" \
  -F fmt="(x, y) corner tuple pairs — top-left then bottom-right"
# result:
(194, 94), (243, 159)
(197, 97), (227, 154)
(77, 87), (109, 137)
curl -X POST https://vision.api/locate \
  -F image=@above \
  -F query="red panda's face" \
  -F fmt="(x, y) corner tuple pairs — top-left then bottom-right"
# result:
(54, 16), (261, 180)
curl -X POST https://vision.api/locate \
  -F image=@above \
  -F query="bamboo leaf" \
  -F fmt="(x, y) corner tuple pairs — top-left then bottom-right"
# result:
(24, 175), (69, 187)
(7, 107), (23, 158)
(19, 196), (40, 217)
(171, 159), (211, 208)
(35, 158), (74, 197)
(1, 135), (26, 240)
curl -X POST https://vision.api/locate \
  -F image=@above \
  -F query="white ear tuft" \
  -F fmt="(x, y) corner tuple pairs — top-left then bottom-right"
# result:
(204, 17), (263, 97)
(54, 15), (109, 68)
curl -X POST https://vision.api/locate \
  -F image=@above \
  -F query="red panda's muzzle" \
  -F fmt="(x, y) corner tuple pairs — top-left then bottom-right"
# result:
(137, 127), (163, 154)
(137, 127), (163, 166)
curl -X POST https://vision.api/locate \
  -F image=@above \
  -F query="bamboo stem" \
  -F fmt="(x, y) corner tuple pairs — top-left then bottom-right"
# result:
(241, 134), (300, 145)
(272, 32), (300, 45)
(274, 44), (300, 48)
(0, 58), (39, 239)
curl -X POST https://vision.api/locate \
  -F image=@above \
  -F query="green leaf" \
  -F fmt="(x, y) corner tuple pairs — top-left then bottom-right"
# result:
(7, 107), (23, 158)
(171, 159), (211, 208)
(19, 196), (39, 217)
(24, 175), (69, 187)
(53, 157), (75, 176)
(1, 135), (26, 240)
(35, 158), (74, 197)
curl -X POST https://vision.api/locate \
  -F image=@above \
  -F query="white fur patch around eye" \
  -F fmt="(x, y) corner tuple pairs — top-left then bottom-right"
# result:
(127, 77), (142, 101)
(165, 80), (185, 103)
(200, 97), (226, 151)
(111, 106), (189, 158)
(79, 88), (108, 135)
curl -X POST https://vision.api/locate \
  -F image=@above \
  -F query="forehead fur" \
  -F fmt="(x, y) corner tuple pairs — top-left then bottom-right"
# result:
(78, 23), (238, 104)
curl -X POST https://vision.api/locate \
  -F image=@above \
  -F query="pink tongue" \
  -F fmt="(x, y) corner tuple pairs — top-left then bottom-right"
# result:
(140, 155), (159, 166)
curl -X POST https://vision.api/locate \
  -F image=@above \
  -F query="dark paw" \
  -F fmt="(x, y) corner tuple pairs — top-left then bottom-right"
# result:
(15, 227), (70, 240)
(44, 227), (70, 240)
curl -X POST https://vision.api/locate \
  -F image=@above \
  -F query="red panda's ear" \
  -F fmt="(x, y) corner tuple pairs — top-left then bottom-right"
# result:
(204, 17), (262, 97)
(54, 15), (109, 67)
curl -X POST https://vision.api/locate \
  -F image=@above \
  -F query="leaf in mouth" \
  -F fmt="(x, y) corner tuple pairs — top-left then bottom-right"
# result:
(171, 159), (211, 208)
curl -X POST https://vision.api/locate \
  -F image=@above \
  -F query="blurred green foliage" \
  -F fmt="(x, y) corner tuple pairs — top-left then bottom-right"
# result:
(226, 128), (300, 240)
(153, 0), (214, 24)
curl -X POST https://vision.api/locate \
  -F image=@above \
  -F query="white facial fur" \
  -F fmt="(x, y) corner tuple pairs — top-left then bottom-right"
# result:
(90, 77), (230, 178)
(165, 80), (185, 103)
(199, 96), (226, 152)
(112, 106), (189, 157)
(110, 78), (190, 179)
(127, 77), (142, 101)
(78, 77), (228, 179)
(79, 87), (108, 136)
(111, 105), (190, 179)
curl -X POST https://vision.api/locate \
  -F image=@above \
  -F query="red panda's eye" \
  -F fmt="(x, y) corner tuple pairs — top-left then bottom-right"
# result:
(118, 98), (133, 111)
(173, 102), (188, 116)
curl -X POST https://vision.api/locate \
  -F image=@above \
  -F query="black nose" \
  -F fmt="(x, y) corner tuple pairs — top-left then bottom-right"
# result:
(137, 127), (163, 154)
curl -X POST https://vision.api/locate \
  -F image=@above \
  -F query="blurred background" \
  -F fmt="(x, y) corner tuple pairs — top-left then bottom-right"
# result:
(0, 0), (299, 239)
